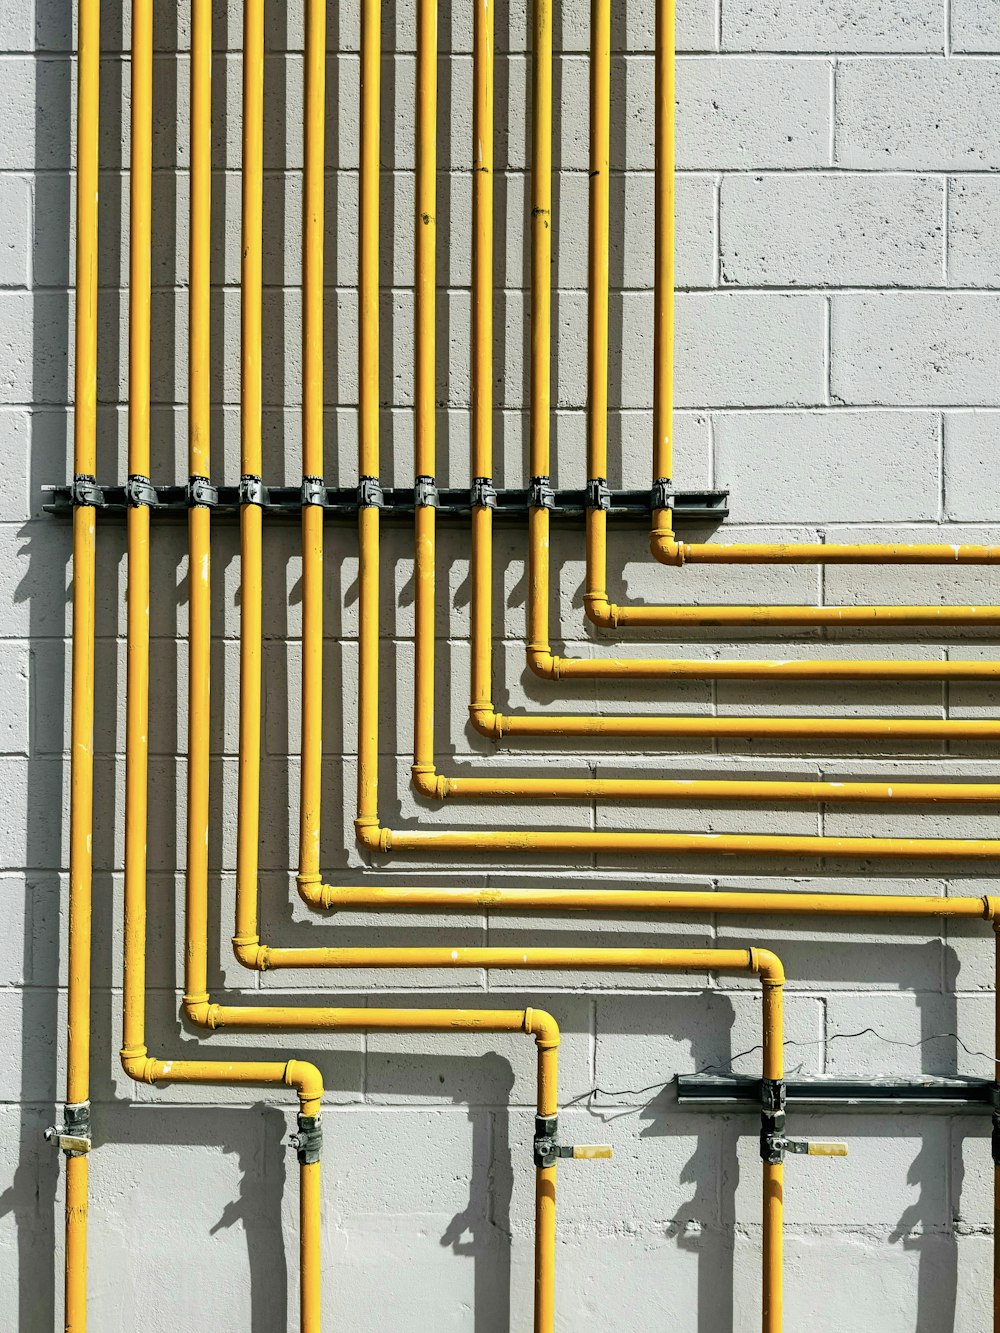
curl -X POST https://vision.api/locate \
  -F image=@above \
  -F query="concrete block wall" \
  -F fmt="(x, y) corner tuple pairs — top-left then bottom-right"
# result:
(5, 0), (1000, 1327)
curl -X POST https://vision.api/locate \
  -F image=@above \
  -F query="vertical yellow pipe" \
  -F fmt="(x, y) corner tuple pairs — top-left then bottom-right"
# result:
(651, 0), (675, 536)
(360, 0), (381, 479)
(472, 0), (494, 482)
(584, 0), (611, 618)
(470, 0), (495, 719)
(527, 0), (554, 674)
(65, 0), (100, 1318)
(185, 0), (212, 1011)
(530, 0), (553, 482)
(300, 1157), (322, 1331)
(236, 0), (266, 948)
(534, 1037), (559, 1333)
(298, 0), (326, 893)
(122, 0), (153, 1069)
(355, 0), (383, 841)
(412, 0), (438, 781)
(761, 965), (784, 1333)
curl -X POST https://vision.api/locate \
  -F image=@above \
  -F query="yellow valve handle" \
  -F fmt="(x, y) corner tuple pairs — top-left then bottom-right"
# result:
(571, 1144), (613, 1160)
(806, 1141), (848, 1157)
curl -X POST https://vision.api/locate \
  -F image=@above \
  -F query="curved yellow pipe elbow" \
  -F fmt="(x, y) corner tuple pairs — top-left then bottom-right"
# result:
(120, 1046), (157, 1086)
(233, 934), (269, 970)
(354, 816), (390, 853)
(527, 646), (559, 679)
(524, 1007), (561, 1049)
(750, 948), (786, 986)
(985, 895), (1000, 922)
(583, 590), (616, 628)
(283, 1059), (325, 1113)
(469, 702), (503, 739)
(411, 762), (448, 800)
(650, 532), (685, 566)
(182, 995), (221, 1029)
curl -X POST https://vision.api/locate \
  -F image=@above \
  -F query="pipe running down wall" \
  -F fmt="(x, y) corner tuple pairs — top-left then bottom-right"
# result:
(55, 0), (1000, 1326)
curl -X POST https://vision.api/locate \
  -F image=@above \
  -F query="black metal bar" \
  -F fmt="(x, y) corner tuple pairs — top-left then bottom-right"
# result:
(42, 484), (729, 525)
(677, 1074), (997, 1111)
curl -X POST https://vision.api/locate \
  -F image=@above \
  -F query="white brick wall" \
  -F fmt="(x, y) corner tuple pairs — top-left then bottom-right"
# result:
(5, 0), (1000, 1328)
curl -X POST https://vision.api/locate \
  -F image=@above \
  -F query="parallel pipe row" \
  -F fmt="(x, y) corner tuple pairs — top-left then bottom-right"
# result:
(57, 0), (1000, 1327)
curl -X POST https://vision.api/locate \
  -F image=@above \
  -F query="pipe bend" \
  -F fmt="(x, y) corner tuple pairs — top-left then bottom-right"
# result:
(233, 934), (269, 971)
(583, 590), (615, 628)
(411, 762), (448, 800)
(284, 1059), (325, 1112)
(749, 948), (785, 986)
(526, 646), (558, 680)
(297, 872), (326, 909)
(650, 532), (686, 567)
(183, 995), (222, 1029)
(524, 1007), (561, 1050)
(469, 702), (503, 739)
(120, 1045), (158, 1086)
(354, 817), (389, 853)
(983, 894), (1000, 922)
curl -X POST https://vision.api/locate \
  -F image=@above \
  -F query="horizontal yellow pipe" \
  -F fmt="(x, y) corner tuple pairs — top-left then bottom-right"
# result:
(368, 827), (1000, 860)
(431, 774), (1000, 805)
(246, 944), (783, 978)
(541, 652), (1000, 682)
(671, 542), (1000, 565)
(198, 1004), (554, 1037)
(324, 885), (998, 919)
(486, 711), (1000, 740)
(602, 598), (1000, 628)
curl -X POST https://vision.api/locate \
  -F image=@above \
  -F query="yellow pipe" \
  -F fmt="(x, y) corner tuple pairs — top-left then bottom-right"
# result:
(235, 0), (266, 954)
(325, 885), (1000, 920)
(473, 0), (493, 482)
(297, 0), (326, 899)
(762, 966), (783, 1333)
(64, 0), (101, 1319)
(650, 0), (675, 550)
(121, 1), (326, 1323)
(360, 0), (380, 479)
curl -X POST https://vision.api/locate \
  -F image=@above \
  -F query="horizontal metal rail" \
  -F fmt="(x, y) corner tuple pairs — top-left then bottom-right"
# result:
(42, 484), (729, 524)
(677, 1074), (998, 1112)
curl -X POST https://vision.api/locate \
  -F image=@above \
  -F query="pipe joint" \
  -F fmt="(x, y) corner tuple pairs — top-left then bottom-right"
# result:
(233, 934), (268, 970)
(411, 762), (448, 800)
(985, 895), (1000, 922)
(583, 590), (616, 628)
(469, 702), (503, 739)
(120, 1046), (157, 1085)
(183, 995), (222, 1029)
(650, 533), (685, 566)
(283, 1059), (325, 1108)
(750, 948), (786, 986)
(526, 646), (558, 679)
(524, 1007), (561, 1050)
(354, 816), (388, 852)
